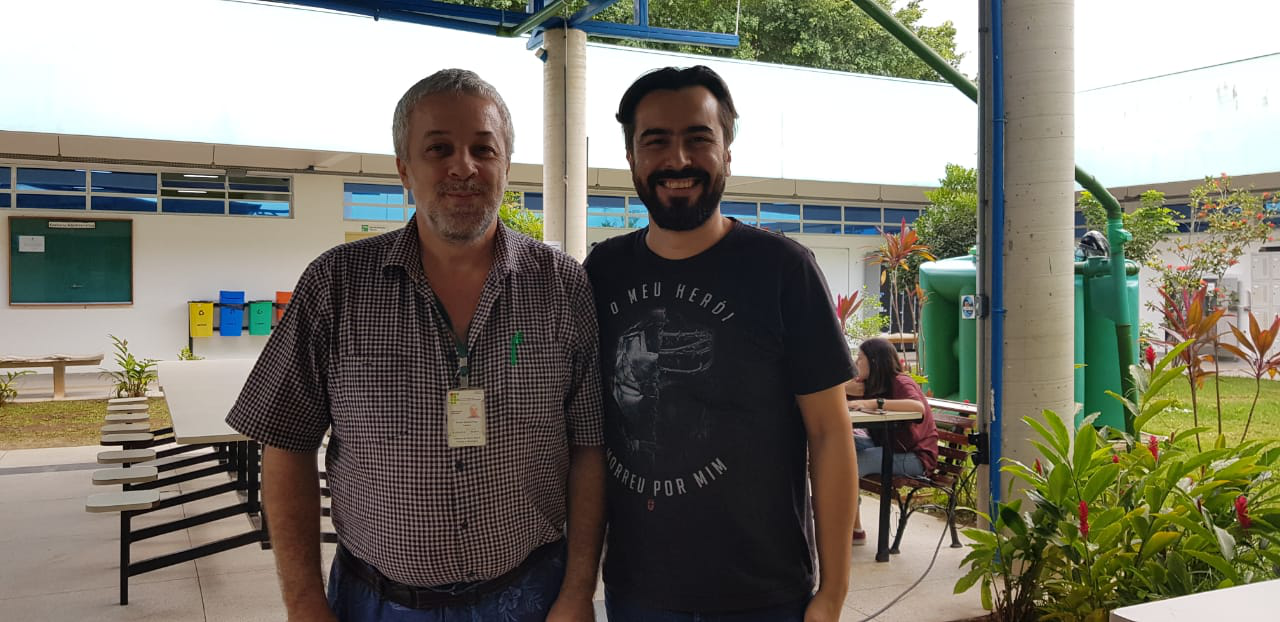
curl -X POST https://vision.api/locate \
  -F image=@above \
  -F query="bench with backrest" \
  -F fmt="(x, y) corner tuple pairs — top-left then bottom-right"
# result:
(0, 353), (104, 399)
(858, 397), (977, 552)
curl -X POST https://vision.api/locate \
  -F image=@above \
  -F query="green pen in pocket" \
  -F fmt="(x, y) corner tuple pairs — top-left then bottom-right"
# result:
(510, 331), (524, 366)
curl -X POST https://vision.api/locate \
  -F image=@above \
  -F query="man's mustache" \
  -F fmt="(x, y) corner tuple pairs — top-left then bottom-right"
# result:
(647, 168), (710, 188)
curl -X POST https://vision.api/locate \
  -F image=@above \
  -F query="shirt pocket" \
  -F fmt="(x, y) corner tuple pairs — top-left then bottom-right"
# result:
(491, 336), (568, 438)
(330, 356), (425, 445)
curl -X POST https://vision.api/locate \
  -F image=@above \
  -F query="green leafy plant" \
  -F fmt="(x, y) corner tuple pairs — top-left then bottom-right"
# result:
(499, 190), (543, 240)
(842, 285), (890, 344)
(0, 370), (35, 407)
(958, 345), (1280, 620)
(1080, 189), (1178, 267)
(1217, 310), (1280, 443)
(101, 335), (157, 398)
(177, 346), (204, 361)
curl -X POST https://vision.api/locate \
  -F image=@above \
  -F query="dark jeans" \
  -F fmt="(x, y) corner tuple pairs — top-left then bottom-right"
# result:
(855, 434), (925, 481)
(326, 543), (566, 622)
(604, 588), (810, 622)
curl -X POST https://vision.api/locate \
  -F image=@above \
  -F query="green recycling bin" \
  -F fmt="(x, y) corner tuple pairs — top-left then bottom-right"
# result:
(248, 300), (273, 335)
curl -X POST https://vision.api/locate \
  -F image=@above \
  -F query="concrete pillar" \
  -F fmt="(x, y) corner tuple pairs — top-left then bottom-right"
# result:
(541, 27), (588, 260)
(999, 0), (1076, 494)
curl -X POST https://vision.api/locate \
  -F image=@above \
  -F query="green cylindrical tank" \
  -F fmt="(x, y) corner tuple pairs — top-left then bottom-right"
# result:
(918, 255), (977, 402)
(1079, 258), (1141, 429)
(918, 253), (1138, 429)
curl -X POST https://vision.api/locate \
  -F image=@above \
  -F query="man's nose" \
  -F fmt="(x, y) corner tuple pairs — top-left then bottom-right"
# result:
(448, 150), (478, 178)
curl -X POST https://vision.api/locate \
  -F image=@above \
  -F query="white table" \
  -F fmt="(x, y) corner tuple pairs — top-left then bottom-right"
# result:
(158, 359), (256, 444)
(1110, 578), (1280, 621)
(109, 359), (266, 606)
(850, 409), (925, 562)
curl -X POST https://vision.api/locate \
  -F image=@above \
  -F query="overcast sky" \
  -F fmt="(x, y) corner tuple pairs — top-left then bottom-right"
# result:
(917, 0), (1280, 90)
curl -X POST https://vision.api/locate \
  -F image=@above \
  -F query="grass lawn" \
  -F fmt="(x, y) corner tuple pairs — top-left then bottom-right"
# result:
(1143, 374), (1280, 444)
(0, 397), (171, 450)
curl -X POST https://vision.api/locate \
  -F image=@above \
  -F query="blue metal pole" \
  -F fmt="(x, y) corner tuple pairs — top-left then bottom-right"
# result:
(988, 0), (1006, 505)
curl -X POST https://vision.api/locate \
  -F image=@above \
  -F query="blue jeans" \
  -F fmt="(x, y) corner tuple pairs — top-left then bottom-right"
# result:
(855, 434), (925, 481)
(327, 543), (566, 622)
(604, 588), (810, 621)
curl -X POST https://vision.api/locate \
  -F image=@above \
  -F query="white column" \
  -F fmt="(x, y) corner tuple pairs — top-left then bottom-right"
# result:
(541, 27), (588, 260)
(1000, 0), (1076, 492)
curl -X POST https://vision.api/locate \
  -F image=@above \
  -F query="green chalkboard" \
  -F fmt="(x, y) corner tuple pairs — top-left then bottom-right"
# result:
(8, 216), (133, 305)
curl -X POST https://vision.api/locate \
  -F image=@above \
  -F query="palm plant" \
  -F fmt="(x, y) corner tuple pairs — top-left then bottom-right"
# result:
(101, 335), (157, 398)
(0, 370), (35, 407)
(1156, 285), (1225, 450)
(1217, 310), (1280, 443)
(870, 219), (934, 357)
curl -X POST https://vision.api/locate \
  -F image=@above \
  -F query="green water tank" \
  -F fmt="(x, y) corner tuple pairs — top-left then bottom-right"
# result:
(917, 253), (1138, 429)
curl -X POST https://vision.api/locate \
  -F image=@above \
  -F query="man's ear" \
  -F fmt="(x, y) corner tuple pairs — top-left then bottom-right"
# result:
(725, 149), (732, 177)
(395, 157), (412, 190)
(626, 150), (634, 169)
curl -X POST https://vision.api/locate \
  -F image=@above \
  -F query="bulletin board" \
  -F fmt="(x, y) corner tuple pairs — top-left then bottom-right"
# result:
(8, 216), (133, 305)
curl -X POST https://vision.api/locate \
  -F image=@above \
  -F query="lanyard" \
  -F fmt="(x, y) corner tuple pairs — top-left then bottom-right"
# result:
(432, 300), (470, 389)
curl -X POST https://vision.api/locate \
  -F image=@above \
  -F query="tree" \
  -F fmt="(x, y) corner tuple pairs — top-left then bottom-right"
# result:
(1154, 174), (1272, 302)
(915, 163), (977, 261)
(470, 0), (963, 81)
(499, 190), (544, 240)
(1079, 189), (1177, 267)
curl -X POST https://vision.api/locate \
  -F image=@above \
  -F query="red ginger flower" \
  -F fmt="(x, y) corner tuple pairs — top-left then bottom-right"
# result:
(1148, 435), (1160, 461)
(1112, 454), (1120, 464)
(1144, 345), (1156, 368)
(1079, 501), (1089, 538)
(1236, 495), (1251, 529)
(1034, 458), (1042, 475)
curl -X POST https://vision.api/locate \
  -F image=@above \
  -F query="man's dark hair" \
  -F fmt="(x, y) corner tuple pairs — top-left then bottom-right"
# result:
(858, 337), (905, 399)
(616, 65), (739, 153)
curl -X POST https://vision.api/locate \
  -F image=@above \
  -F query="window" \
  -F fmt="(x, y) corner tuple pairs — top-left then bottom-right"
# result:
(344, 182), (407, 221)
(803, 205), (841, 222)
(588, 195), (626, 228)
(524, 192), (543, 212)
(15, 167), (87, 210)
(883, 208), (920, 225)
(844, 207), (880, 223)
(159, 172), (292, 217)
(0, 166), (12, 208)
(721, 201), (757, 224)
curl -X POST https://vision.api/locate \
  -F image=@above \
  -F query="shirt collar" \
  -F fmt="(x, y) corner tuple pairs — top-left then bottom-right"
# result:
(382, 213), (517, 283)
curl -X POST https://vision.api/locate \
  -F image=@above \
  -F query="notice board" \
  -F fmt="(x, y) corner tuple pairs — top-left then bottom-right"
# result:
(8, 216), (133, 305)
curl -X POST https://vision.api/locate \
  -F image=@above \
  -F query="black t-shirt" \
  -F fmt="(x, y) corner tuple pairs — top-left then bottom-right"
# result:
(583, 219), (854, 612)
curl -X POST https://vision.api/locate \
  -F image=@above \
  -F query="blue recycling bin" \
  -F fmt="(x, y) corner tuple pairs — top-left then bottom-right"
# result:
(219, 290), (245, 336)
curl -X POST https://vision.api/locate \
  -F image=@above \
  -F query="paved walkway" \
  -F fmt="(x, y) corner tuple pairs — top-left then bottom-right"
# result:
(0, 443), (984, 621)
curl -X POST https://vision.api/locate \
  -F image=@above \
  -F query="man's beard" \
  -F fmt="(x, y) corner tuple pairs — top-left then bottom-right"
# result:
(633, 167), (726, 232)
(426, 181), (499, 243)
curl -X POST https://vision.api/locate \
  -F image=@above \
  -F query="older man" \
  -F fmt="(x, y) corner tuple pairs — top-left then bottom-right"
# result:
(227, 69), (604, 622)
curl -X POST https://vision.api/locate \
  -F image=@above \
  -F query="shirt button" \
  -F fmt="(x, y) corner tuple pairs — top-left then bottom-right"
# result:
(460, 520), (468, 530)
(455, 460), (464, 472)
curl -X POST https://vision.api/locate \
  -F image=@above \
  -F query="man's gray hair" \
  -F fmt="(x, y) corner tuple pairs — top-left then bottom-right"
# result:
(392, 68), (514, 161)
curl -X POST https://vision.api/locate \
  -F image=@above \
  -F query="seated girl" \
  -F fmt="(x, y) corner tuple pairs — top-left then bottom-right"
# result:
(844, 337), (939, 545)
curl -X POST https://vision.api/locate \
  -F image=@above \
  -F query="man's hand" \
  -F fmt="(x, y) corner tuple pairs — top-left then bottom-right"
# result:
(286, 600), (338, 622)
(804, 589), (845, 622)
(546, 593), (595, 622)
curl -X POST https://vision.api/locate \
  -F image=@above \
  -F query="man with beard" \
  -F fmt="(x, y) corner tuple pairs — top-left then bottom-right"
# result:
(583, 65), (857, 621)
(227, 69), (604, 622)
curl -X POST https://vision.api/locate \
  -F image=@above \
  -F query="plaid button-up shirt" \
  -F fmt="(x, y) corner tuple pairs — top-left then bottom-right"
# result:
(226, 218), (603, 587)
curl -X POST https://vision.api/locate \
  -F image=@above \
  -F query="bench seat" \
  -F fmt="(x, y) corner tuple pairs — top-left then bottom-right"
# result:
(93, 466), (159, 485)
(86, 490), (160, 513)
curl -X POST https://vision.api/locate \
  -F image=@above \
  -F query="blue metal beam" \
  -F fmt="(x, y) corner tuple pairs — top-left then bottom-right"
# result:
(264, 0), (505, 34)
(568, 0), (620, 27)
(573, 20), (739, 48)
(633, 0), (648, 27)
(374, 0), (529, 25)
(502, 0), (571, 36)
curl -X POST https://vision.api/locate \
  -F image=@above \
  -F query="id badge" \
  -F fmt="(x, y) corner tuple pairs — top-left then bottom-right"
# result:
(447, 388), (486, 447)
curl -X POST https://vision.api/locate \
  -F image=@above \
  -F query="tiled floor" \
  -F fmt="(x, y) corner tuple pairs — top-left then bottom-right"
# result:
(0, 444), (985, 621)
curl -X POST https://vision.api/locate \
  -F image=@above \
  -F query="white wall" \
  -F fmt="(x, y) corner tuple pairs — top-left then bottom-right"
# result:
(1, 174), (345, 362)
